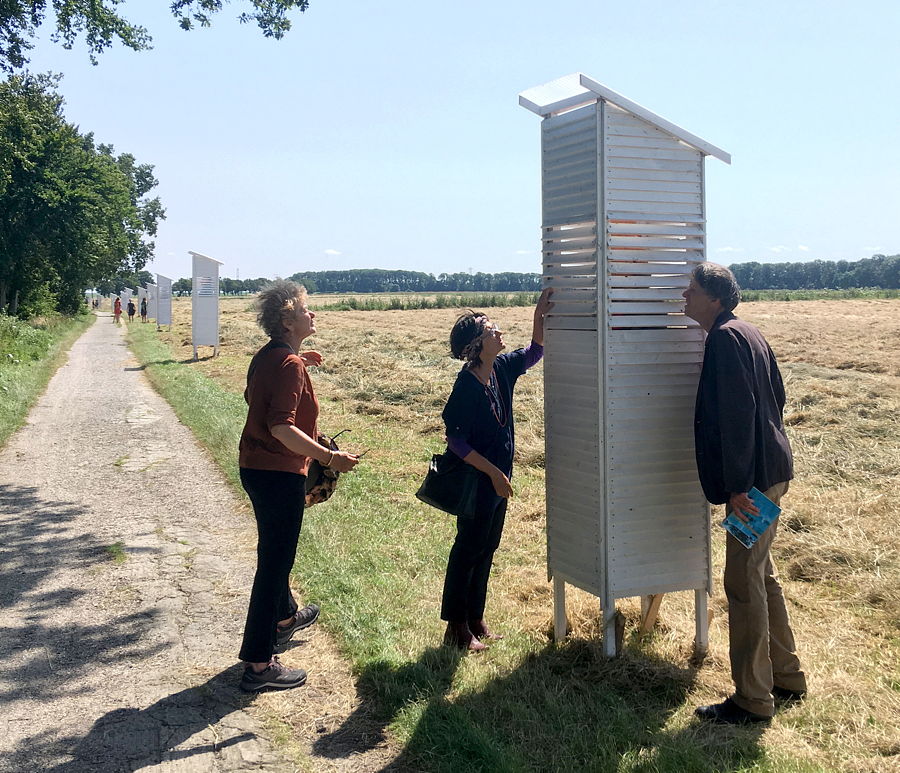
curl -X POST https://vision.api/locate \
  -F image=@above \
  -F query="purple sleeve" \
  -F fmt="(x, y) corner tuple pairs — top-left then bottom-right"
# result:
(524, 340), (544, 370)
(447, 436), (474, 459)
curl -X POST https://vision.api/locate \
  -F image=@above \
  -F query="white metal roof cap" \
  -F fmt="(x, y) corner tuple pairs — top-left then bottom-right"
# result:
(188, 251), (224, 265)
(519, 73), (731, 165)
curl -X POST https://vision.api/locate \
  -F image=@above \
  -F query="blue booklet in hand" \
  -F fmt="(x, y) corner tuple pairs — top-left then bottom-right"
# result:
(721, 487), (781, 548)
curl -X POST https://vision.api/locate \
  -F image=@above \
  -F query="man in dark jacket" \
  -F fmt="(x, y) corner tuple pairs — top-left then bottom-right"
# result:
(684, 263), (806, 725)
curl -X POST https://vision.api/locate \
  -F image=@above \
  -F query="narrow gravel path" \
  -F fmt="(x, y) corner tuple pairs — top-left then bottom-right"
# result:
(0, 316), (396, 772)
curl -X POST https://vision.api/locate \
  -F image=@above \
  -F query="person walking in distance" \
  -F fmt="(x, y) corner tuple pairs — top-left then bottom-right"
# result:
(683, 263), (807, 725)
(113, 297), (122, 326)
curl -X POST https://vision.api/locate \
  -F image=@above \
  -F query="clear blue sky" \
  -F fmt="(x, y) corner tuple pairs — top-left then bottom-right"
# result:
(27, 0), (900, 282)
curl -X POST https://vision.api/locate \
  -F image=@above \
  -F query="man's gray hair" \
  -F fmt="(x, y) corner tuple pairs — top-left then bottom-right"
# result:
(692, 263), (741, 312)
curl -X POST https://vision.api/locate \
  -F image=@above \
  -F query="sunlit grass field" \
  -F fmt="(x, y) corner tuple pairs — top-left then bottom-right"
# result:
(129, 297), (900, 772)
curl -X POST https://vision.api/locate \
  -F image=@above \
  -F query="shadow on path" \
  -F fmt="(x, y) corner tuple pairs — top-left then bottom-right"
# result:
(15, 666), (264, 771)
(0, 484), (166, 728)
(0, 484), (96, 611)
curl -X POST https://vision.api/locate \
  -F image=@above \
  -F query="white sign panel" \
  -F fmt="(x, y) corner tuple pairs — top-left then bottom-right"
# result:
(189, 252), (222, 357)
(156, 275), (172, 326)
(146, 283), (157, 321)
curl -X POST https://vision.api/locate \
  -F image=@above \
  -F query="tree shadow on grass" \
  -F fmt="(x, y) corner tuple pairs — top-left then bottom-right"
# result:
(123, 356), (207, 371)
(312, 646), (464, 764)
(316, 638), (766, 773)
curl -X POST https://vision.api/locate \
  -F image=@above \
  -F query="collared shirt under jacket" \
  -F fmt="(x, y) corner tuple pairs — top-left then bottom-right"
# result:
(694, 311), (793, 505)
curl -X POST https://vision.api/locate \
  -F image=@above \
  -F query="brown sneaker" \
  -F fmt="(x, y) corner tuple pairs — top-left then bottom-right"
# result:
(240, 657), (307, 692)
(275, 603), (320, 647)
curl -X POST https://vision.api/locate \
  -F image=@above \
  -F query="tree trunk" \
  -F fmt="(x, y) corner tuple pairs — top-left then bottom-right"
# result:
(10, 289), (19, 316)
(0, 281), (7, 314)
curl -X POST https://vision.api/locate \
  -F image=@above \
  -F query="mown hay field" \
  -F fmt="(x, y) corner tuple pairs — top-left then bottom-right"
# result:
(144, 297), (900, 772)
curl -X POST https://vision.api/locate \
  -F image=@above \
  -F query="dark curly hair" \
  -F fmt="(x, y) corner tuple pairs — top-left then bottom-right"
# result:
(692, 263), (741, 312)
(449, 310), (487, 364)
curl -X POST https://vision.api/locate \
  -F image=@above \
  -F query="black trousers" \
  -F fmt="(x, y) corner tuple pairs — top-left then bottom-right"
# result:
(238, 467), (304, 663)
(440, 488), (507, 624)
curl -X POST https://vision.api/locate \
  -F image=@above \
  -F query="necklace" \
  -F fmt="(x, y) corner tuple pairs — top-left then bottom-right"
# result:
(483, 371), (507, 427)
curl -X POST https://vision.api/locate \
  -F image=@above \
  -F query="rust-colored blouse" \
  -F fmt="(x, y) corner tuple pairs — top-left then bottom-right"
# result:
(238, 341), (318, 475)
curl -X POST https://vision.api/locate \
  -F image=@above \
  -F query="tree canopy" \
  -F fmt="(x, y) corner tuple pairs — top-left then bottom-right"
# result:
(730, 255), (900, 291)
(0, 73), (164, 315)
(0, 0), (310, 72)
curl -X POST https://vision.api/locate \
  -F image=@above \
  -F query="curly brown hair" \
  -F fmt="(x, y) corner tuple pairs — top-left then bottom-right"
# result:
(255, 279), (308, 339)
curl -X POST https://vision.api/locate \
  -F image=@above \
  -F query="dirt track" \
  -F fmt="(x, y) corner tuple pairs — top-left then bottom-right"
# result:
(0, 316), (396, 772)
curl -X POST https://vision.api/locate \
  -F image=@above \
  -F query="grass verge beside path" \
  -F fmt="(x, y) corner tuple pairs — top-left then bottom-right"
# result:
(127, 314), (899, 773)
(0, 312), (95, 449)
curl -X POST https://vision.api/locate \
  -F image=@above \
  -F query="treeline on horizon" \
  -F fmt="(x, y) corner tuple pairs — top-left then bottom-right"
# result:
(168, 254), (900, 296)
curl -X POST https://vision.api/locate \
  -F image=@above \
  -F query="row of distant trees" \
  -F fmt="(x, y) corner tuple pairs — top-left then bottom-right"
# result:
(167, 256), (899, 297)
(731, 255), (899, 290)
(171, 270), (543, 296)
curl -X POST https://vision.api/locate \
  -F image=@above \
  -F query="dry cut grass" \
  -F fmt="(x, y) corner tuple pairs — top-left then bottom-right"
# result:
(154, 297), (900, 772)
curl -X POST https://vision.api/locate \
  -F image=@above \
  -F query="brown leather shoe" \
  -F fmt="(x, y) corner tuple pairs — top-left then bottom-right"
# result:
(443, 622), (486, 652)
(468, 619), (503, 641)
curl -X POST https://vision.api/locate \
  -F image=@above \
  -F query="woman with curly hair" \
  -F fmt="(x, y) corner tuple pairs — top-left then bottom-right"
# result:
(238, 279), (359, 691)
(440, 289), (553, 650)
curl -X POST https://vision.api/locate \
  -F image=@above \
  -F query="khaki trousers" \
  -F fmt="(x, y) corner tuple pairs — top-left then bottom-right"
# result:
(724, 481), (807, 717)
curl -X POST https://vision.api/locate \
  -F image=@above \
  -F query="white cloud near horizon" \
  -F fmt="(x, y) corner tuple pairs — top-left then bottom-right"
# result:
(715, 246), (743, 253)
(769, 245), (791, 253)
(798, 245), (810, 251)
(324, 249), (342, 256)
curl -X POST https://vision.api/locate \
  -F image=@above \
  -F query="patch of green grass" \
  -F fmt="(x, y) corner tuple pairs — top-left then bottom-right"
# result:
(104, 541), (127, 564)
(0, 312), (94, 449)
(125, 321), (833, 773)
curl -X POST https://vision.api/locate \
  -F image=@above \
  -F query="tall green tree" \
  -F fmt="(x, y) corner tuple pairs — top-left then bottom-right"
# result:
(0, 73), (164, 315)
(0, 0), (310, 72)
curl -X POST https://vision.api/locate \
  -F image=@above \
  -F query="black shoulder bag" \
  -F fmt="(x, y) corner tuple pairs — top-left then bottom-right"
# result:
(415, 450), (482, 519)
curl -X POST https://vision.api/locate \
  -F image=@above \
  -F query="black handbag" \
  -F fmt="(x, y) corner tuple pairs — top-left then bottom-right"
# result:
(415, 451), (482, 518)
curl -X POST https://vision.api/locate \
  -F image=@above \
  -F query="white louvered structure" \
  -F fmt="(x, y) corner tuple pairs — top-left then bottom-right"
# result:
(520, 74), (731, 656)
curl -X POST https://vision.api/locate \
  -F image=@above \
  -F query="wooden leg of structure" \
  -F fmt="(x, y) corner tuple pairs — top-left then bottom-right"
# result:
(602, 595), (618, 658)
(694, 588), (709, 656)
(553, 575), (567, 642)
(639, 593), (664, 635)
